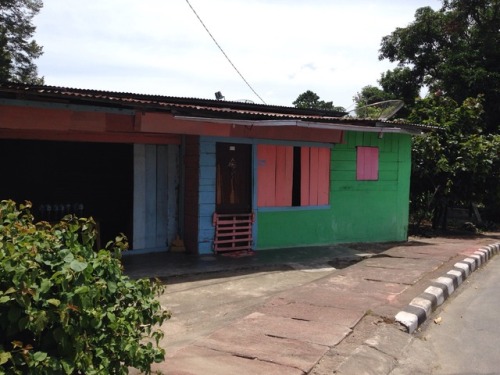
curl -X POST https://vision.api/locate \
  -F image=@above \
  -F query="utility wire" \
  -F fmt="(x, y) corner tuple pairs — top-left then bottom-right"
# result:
(185, 0), (266, 104)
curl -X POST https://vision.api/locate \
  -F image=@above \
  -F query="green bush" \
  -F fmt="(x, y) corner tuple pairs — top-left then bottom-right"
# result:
(0, 200), (170, 374)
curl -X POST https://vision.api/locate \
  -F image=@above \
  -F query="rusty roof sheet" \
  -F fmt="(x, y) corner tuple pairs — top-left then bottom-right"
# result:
(0, 82), (439, 132)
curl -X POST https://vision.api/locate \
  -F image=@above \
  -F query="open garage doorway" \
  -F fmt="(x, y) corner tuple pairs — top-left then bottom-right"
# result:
(0, 139), (133, 246)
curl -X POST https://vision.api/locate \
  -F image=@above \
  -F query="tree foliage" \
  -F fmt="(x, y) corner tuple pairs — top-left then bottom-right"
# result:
(379, 0), (500, 132)
(362, 0), (500, 230)
(379, 67), (420, 109)
(353, 85), (393, 107)
(0, 200), (170, 374)
(0, 0), (44, 83)
(293, 90), (346, 113)
(408, 94), (500, 228)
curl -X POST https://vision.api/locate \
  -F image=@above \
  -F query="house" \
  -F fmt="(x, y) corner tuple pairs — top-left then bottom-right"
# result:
(0, 82), (433, 255)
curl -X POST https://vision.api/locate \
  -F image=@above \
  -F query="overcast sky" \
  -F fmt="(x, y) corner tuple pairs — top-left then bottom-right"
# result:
(34, 0), (442, 108)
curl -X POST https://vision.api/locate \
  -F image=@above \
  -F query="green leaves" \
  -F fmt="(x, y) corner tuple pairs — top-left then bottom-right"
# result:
(46, 298), (60, 307)
(408, 95), (500, 229)
(69, 259), (87, 272)
(0, 352), (11, 366)
(0, 200), (170, 374)
(293, 90), (346, 113)
(32, 351), (47, 362)
(379, 0), (500, 133)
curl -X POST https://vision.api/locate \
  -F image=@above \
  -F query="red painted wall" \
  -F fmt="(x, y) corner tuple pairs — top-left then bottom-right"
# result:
(0, 105), (180, 144)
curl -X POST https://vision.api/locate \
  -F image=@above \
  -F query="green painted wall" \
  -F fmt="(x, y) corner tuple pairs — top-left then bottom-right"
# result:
(256, 132), (412, 249)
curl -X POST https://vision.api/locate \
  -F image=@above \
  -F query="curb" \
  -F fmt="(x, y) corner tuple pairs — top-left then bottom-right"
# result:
(395, 242), (500, 333)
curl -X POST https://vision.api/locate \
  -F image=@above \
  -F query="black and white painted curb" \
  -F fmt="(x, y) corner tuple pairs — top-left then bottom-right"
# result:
(395, 242), (500, 333)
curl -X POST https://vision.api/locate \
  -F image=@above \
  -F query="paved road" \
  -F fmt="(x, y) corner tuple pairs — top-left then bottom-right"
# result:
(391, 254), (500, 375)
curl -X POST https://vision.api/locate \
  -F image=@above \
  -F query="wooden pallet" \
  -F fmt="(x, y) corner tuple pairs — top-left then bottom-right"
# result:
(212, 212), (254, 253)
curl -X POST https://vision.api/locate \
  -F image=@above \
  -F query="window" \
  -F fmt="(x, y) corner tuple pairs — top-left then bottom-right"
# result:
(356, 146), (379, 181)
(257, 144), (330, 207)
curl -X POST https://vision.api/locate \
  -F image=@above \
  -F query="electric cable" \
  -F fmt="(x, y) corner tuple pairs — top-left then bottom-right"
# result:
(185, 0), (266, 104)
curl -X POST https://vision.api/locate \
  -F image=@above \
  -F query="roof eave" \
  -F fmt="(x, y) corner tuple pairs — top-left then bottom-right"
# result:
(175, 116), (425, 135)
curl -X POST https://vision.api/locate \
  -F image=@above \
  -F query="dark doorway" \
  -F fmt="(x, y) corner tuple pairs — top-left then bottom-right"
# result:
(0, 139), (133, 246)
(216, 143), (252, 214)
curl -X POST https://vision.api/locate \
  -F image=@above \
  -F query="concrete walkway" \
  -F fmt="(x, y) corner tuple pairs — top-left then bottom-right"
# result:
(123, 233), (500, 375)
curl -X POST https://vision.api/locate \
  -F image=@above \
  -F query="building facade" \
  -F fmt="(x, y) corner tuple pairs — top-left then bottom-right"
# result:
(0, 83), (431, 255)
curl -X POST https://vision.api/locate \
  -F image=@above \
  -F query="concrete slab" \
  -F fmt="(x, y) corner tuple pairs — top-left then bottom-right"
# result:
(259, 298), (365, 328)
(314, 274), (409, 295)
(361, 256), (444, 271)
(198, 325), (328, 372)
(364, 325), (412, 359)
(233, 312), (352, 347)
(383, 252), (452, 262)
(278, 285), (389, 311)
(345, 266), (424, 285)
(154, 345), (304, 375)
(335, 345), (396, 375)
(383, 247), (458, 261)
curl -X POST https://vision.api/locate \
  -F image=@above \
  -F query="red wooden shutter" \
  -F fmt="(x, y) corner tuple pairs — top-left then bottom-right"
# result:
(300, 147), (310, 206)
(317, 147), (330, 205)
(301, 146), (330, 206)
(257, 144), (276, 207)
(309, 147), (319, 205)
(257, 144), (293, 207)
(275, 146), (293, 206)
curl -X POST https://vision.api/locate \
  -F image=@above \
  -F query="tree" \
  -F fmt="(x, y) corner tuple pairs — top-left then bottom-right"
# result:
(0, 0), (44, 83)
(368, 0), (500, 230)
(293, 90), (346, 113)
(379, 67), (420, 109)
(353, 85), (394, 107)
(408, 94), (500, 229)
(379, 1), (500, 132)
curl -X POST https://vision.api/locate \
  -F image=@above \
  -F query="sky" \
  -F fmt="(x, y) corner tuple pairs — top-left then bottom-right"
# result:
(34, 0), (442, 109)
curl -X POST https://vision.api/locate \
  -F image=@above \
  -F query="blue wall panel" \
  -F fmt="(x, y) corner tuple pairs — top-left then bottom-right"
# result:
(198, 137), (217, 254)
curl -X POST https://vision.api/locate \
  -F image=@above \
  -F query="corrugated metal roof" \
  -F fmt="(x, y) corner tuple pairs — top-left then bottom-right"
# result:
(0, 82), (439, 133)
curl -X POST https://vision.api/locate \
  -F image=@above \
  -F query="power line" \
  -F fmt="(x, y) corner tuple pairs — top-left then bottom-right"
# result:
(185, 0), (266, 104)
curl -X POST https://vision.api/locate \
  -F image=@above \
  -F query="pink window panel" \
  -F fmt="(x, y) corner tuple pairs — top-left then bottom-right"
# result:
(356, 147), (379, 181)
(275, 146), (293, 206)
(257, 144), (277, 207)
(257, 144), (293, 207)
(316, 147), (330, 205)
(300, 147), (310, 206)
(301, 146), (330, 206)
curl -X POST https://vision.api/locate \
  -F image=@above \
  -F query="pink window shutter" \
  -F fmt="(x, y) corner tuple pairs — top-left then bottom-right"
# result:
(356, 147), (379, 180)
(257, 144), (277, 206)
(309, 147), (319, 205)
(317, 147), (330, 205)
(300, 147), (311, 206)
(275, 146), (293, 206)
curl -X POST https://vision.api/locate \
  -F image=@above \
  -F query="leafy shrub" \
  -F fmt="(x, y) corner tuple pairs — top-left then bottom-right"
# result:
(0, 200), (170, 374)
